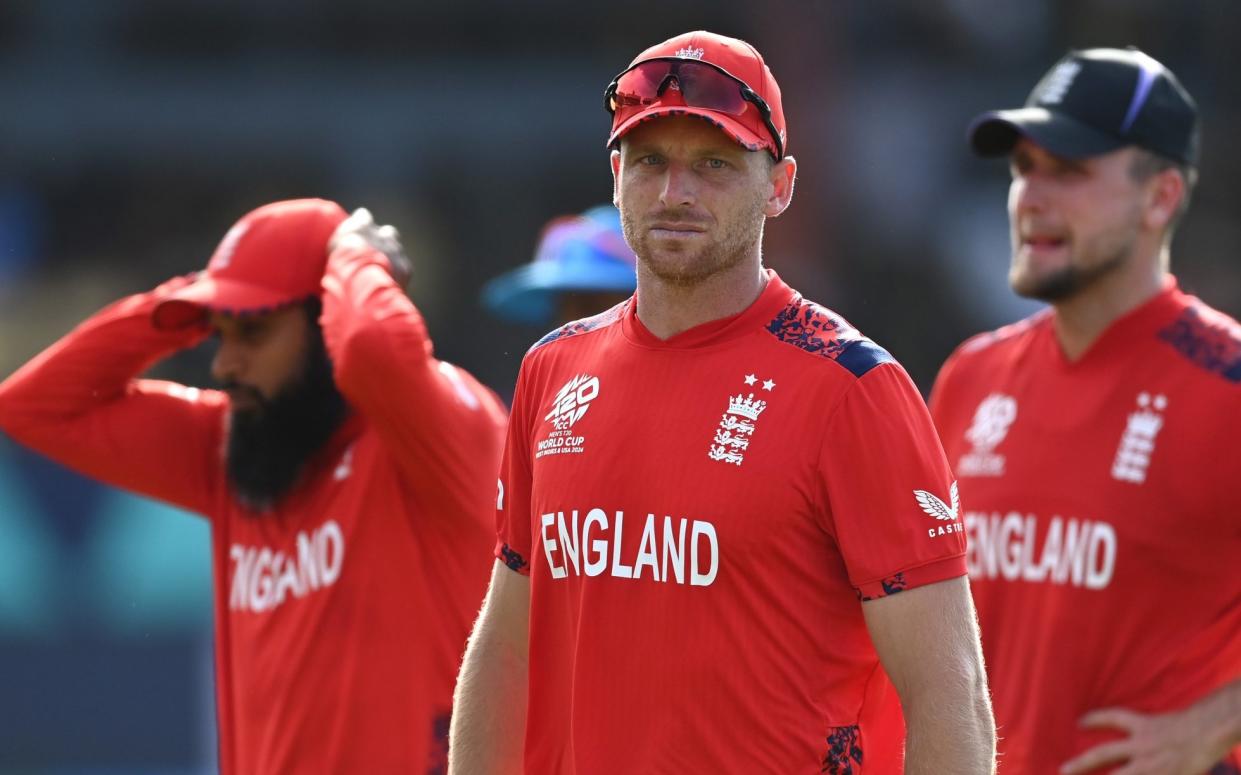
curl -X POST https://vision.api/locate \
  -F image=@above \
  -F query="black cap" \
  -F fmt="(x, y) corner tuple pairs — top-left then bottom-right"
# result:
(969, 47), (1199, 166)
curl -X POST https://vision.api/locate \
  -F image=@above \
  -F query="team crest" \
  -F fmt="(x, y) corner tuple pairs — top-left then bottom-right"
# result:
(209, 222), (248, 271)
(708, 373), (774, 466)
(1036, 61), (1081, 105)
(537, 374), (599, 459)
(1111, 392), (1166, 484)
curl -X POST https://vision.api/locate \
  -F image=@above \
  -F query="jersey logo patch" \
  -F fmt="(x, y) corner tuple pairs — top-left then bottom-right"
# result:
(1036, 60), (1082, 105)
(1111, 392), (1166, 484)
(708, 373), (772, 466)
(916, 481), (964, 540)
(958, 393), (1016, 477)
(333, 445), (354, 481)
(209, 222), (249, 271)
(537, 374), (599, 459)
(914, 481), (959, 521)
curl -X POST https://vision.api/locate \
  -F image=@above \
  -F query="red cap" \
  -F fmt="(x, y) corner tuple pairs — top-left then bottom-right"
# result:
(153, 198), (348, 330)
(607, 30), (787, 158)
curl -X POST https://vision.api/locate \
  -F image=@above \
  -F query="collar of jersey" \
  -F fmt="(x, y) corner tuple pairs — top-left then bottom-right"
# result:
(1044, 274), (1182, 368)
(620, 267), (795, 350)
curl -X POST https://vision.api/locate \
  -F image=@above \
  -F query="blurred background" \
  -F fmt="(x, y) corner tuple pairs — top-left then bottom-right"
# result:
(1, 1), (1238, 771)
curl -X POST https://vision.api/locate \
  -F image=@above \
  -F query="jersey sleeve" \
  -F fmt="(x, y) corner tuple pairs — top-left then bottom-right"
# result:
(493, 359), (535, 575)
(927, 339), (972, 436)
(320, 244), (508, 520)
(0, 278), (224, 516)
(817, 362), (967, 600)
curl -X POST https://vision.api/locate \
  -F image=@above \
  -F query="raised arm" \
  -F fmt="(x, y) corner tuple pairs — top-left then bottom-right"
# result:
(0, 276), (223, 514)
(319, 211), (506, 513)
(864, 576), (997, 774)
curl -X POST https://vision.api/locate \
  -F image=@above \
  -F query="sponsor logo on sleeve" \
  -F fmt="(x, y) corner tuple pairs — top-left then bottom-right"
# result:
(537, 374), (599, 459)
(1111, 392), (1166, 484)
(958, 393), (1017, 477)
(915, 481), (964, 539)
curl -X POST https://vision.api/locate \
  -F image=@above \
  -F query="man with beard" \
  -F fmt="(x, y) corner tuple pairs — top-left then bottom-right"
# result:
(0, 199), (508, 774)
(450, 31), (995, 775)
(930, 49), (1241, 773)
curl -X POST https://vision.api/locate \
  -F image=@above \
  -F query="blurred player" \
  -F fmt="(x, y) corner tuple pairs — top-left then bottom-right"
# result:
(0, 200), (507, 774)
(482, 204), (636, 328)
(930, 48), (1241, 773)
(450, 30), (995, 774)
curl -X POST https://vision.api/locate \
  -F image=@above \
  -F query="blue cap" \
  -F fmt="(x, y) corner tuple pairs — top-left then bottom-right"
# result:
(482, 205), (637, 326)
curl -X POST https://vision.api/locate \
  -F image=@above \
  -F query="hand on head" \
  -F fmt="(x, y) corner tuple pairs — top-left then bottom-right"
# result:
(330, 207), (413, 289)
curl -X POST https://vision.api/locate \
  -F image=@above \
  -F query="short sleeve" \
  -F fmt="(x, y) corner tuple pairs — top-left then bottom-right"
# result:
(494, 361), (535, 575)
(818, 362), (967, 600)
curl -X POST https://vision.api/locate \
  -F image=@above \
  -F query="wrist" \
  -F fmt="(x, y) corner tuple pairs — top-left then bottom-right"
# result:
(1189, 680), (1241, 755)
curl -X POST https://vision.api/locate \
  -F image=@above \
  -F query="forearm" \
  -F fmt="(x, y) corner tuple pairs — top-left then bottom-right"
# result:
(903, 676), (996, 774)
(1190, 678), (1241, 759)
(862, 578), (996, 774)
(448, 564), (530, 775)
(0, 280), (201, 439)
(321, 244), (506, 495)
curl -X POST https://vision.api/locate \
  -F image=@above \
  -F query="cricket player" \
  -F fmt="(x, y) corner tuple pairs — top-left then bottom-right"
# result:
(930, 48), (1241, 773)
(0, 199), (507, 773)
(450, 31), (996, 774)
(481, 204), (637, 328)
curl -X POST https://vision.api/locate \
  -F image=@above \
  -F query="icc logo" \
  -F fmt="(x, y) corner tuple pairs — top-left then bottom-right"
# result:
(958, 393), (1017, 477)
(544, 374), (600, 431)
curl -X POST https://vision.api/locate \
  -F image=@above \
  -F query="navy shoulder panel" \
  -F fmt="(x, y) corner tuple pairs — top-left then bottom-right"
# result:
(1157, 303), (1241, 384)
(530, 300), (627, 353)
(765, 294), (895, 378)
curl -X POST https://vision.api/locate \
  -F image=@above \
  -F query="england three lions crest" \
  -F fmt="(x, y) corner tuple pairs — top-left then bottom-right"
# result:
(708, 373), (776, 466)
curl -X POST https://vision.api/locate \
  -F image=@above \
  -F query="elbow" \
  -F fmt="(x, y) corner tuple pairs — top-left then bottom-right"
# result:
(329, 318), (394, 395)
(325, 311), (430, 396)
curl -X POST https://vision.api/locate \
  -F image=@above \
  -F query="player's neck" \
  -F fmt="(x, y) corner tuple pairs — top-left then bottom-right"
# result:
(634, 258), (768, 340)
(1051, 248), (1170, 362)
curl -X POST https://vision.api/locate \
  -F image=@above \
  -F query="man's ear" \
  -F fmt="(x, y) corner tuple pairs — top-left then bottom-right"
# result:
(610, 149), (622, 207)
(1143, 166), (1186, 233)
(765, 155), (797, 218)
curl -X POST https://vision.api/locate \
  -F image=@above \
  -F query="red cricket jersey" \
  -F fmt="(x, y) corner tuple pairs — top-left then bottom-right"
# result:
(930, 278), (1241, 774)
(496, 270), (967, 774)
(0, 245), (507, 774)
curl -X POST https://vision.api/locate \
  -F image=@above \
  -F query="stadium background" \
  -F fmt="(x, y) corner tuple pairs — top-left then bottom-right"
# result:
(0, 1), (1237, 771)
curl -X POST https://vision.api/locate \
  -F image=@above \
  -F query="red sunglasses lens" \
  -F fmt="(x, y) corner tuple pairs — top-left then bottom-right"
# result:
(613, 60), (749, 116)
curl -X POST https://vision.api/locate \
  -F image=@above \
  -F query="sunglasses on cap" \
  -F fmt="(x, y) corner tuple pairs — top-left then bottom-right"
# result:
(604, 57), (785, 160)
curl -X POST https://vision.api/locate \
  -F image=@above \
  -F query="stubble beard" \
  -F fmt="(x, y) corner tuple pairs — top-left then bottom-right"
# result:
(622, 194), (767, 289)
(1010, 229), (1136, 303)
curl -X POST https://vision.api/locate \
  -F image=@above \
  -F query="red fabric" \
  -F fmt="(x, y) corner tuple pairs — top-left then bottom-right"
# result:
(153, 198), (348, 329)
(608, 30), (787, 157)
(496, 271), (965, 774)
(0, 246), (507, 774)
(930, 278), (1241, 774)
